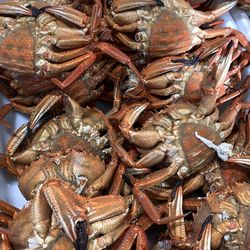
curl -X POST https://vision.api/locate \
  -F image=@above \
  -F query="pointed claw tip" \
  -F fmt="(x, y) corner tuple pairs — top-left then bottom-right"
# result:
(171, 180), (183, 199)
(122, 174), (134, 187)
(198, 214), (213, 240)
(75, 220), (88, 250)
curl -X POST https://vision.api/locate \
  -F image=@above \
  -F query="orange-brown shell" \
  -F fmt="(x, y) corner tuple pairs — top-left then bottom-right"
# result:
(180, 123), (221, 174)
(149, 10), (192, 57)
(0, 22), (36, 73)
(220, 162), (250, 186)
(184, 71), (204, 102)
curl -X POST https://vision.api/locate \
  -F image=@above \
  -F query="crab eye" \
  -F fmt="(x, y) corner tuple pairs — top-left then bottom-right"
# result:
(75, 221), (88, 250)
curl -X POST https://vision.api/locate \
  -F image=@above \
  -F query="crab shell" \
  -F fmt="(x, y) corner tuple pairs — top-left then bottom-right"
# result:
(18, 150), (106, 200)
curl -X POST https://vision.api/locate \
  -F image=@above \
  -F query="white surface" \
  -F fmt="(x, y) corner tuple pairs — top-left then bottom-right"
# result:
(0, 7), (250, 209)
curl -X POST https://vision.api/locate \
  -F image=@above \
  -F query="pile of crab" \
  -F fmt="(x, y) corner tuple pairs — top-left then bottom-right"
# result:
(0, 0), (250, 249)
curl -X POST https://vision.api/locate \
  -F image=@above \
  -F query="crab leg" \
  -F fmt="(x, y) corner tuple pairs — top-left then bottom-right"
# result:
(51, 42), (144, 89)
(88, 224), (130, 250)
(193, 0), (237, 26)
(123, 174), (187, 225)
(198, 46), (242, 116)
(51, 53), (97, 89)
(96, 42), (144, 82)
(142, 57), (185, 80)
(0, 2), (32, 16)
(116, 32), (143, 51)
(109, 163), (126, 195)
(119, 102), (165, 148)
(0, 200), (19, 217)
(130, 163), (180, 190)
(114, 225), (148, 250)
(106, 65), (127, 117)
(29, 94), (62, 129)
(105, 15), (139, 32)
(203, 28), (250, 52)
(6, 123), (28, 157)
(89, 0), (102, 35)
(31, 187), (52, 241)
(110, 0), (156, 12)
(38, 47), (89, 63)
(85, 152), (118, 197)
(37, 52), (97, 78)
(45, 6), (89, 28)
(41, 180), (89, 246)
(0, 233), (12, 250)
(183, 174), (205, 196)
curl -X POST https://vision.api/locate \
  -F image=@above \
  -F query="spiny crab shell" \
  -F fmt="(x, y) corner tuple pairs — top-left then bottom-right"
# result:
(18, 150), (106, 200)
(7, 96), (111, 166)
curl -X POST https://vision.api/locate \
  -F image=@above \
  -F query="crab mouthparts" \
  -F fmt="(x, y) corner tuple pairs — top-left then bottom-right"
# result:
(75, 220), (88, 250)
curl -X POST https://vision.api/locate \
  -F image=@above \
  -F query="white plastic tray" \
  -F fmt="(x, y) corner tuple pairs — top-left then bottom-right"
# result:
(0, 7), (250, 209)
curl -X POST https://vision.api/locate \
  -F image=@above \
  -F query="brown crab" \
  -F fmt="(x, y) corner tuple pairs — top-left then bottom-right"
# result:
(0, 181), (131, 250)
(0, 179), (184, 250)
(183, 111), (250, 196)
(2, 94), (113, 184)
(191, 182), (250, 249)
(105, 0), (250, 57)
(126, 35), (248, 105)
(0, 0), (143, 90)
(107, 74), (250, 199)
(17, 149), (118, 200)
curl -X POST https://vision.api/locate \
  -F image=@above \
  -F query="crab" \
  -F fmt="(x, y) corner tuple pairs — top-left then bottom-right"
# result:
(2, 95), (113, 177)
(183, 111), (250, 196)
(125, 35), (249, 106)
(0, 201), (76, 250)
(0, 180), (131, 250)
(191, 182), (250, 249)
(105, 0), (250, 57)
(106, 73), (250, 200)
(17, 149), (118, 200)
(0, 58), (118, 127)
(153, 181), (250, 249)
(0, 0), (143, 90)
(0, 179), (184, 250)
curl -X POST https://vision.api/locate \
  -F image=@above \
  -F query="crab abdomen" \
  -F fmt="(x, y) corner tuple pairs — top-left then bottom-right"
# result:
(180, 123), (221, 175)
(0, 22), (36, 73)
(148, 9), (192, 57)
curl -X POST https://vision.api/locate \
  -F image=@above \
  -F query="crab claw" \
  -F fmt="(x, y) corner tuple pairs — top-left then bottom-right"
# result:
(42, 180), (89, 245)
(75, 221), (89, 250)
(0, 2), (32, 16)
(214, 40), (234, 97)
(29, 94), (62, 129)
(142, 56), (185, 80)
(193, 0), (237, 26)
(194, 215), (212, 249)
(168, 182), (188, 245)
